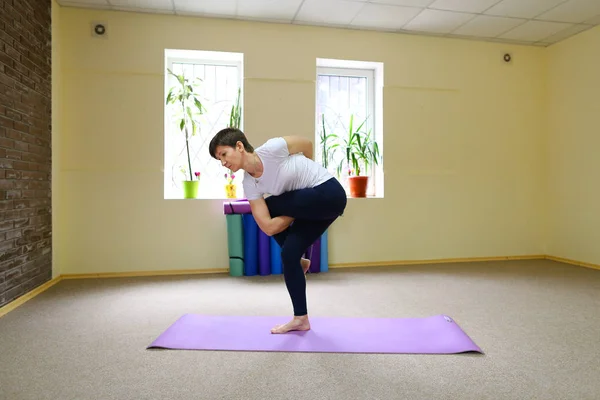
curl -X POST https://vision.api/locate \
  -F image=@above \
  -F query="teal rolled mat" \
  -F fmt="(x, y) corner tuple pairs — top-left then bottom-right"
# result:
(229, 259), (244, 278)
(226, 214), (244, 277)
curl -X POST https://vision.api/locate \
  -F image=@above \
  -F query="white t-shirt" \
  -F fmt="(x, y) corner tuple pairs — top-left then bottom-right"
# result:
(242, 137), (333, 200)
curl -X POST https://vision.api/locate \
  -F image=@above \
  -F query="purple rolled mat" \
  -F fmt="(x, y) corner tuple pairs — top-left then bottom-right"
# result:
(258, 229), (271, 276)
(309, 236), (321, 273)
(223, 200), (251, 214)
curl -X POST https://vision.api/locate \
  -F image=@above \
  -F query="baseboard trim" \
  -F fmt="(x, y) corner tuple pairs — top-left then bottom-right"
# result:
(60, 268), (229, 279)
(545, 255), (600, 271)
(329, 255), (545, 268)
(56, 255), (599, 278)
(0, 276), (63, 318)
(58, 255), (546, 279)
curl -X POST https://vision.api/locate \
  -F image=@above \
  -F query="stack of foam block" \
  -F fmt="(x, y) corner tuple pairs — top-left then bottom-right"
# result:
(224, 200), (329, 277)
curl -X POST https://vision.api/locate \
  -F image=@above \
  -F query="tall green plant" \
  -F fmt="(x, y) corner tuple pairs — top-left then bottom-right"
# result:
(229, 88), (241, 129)
(328, 114), (381, 177)
(165, 68), (206, 181)
(318, 114), (335, 168)
(224, 88), (242, 182)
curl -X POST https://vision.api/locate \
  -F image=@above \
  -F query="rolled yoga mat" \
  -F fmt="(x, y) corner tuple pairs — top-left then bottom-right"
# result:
(269, 237), (282, 275)
(148, 314), (483, 354)
(242, 214), (258, 276)
(223, 200), (251, 215)
(309, 236), (321, 273)
(225, 214), (244, 277)
(258, 229), (270, 276)
(320, 230), (328, 272)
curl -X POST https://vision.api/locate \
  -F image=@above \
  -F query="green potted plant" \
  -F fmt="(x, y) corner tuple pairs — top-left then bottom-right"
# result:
(328, 114), (381, 197)
(166, 68), (206, 198)
(224, 87), (242, 198)
(178, 168), (201, 198)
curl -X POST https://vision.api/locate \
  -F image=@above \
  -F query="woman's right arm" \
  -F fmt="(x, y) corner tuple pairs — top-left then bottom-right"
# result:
(249, 198), (294, 236)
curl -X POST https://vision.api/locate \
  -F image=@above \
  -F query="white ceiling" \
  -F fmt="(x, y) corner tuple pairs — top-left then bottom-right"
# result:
(56, 0), (600, 46)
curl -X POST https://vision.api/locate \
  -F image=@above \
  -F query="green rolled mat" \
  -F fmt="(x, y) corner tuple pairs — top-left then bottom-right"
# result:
(225, 214), (244, 277)
(228, 259), (244, 278)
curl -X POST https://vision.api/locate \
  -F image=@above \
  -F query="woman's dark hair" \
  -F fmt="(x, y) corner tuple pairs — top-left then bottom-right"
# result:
(209, 128), (254, 159)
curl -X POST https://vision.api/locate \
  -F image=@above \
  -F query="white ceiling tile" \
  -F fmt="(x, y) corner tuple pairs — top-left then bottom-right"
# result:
(402, 9), (475, 33)
(536, 0), (600, 23)
(370, 0), (435, 6)
(110, 0), (173, 10)
(452, 15), (526, 37)
(295, 0), (365, 25)
(174, 0), (236, 16)
(540, 23), (594, 43)
(236, 0), (302, 21)
(429, 0), (501, 14)
(350, 3), (422, 30)
(484, 0), (566, 19)
(499, 20), (573, 41)
(55, 0), (596, 45)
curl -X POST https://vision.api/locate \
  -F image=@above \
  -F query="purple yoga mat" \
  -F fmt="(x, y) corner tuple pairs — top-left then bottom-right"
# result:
(147, 314), (482, 354)
(223, 200), (251, 214)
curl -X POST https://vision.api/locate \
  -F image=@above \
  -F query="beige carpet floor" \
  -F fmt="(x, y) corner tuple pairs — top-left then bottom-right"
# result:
(0, 259), (599, 400)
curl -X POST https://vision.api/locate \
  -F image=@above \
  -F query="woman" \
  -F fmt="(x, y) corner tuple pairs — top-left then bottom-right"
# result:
(209, 127), (347, 334)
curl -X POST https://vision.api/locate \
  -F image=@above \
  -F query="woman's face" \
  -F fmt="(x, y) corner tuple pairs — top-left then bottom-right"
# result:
(215, 143), (244, 172)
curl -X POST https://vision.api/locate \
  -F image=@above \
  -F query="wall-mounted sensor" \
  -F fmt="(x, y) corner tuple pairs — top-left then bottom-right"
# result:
(503, 53), (511, 62)
(91, 22), (108, 38)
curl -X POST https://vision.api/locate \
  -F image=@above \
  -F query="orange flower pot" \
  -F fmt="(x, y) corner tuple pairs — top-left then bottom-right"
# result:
(348, 176), (368, 198)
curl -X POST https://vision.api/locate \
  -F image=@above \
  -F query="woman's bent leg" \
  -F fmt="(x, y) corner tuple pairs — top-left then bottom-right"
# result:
(265, 178), (347, 221)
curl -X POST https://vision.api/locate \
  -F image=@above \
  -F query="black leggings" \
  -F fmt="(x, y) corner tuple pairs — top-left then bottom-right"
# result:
(265, 178), (347, 316)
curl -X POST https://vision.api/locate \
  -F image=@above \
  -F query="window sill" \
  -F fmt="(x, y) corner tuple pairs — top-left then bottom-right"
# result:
(347, 195), (384, 199)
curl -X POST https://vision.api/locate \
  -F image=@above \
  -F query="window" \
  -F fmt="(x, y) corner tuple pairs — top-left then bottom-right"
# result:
(315, 58), (384, 198)
(164, 49), (244, 199)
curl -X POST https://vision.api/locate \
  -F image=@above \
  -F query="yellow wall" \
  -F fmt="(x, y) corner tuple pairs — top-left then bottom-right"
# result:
(51, 0), (62, 278)
(546, 26), (600, 266)
(57, 7), (546, 274)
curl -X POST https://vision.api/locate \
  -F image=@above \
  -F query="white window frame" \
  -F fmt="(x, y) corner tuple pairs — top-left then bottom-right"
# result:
(164, 49), (244, 200)
(315, 59), (384, 198)
(318, 66), (375, 136)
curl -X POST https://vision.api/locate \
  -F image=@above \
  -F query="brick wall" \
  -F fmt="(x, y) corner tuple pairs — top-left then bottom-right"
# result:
(0, 0), (52, 307)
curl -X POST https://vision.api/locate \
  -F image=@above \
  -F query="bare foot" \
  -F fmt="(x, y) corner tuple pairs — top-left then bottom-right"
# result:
(301, 258), (311, 274)
(271, 315), (311, 334)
